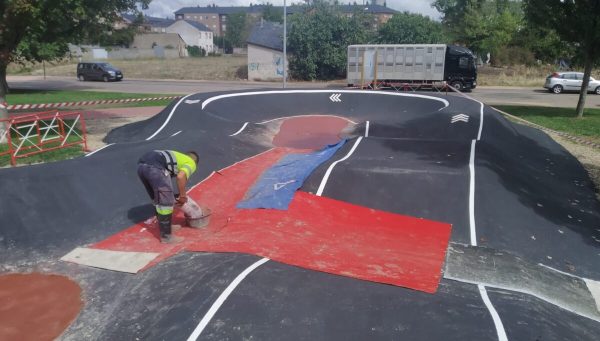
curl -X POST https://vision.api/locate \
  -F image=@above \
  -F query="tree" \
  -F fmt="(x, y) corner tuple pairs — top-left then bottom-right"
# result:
(226, 12), (250, 48)
(262, 4), (283, 24)
(377, 12), (446, 44)
(287, 3), (371, 80)
(433, 1), (523, 64)
(525, 0), (600, 117)
(0, 0), (150, 136)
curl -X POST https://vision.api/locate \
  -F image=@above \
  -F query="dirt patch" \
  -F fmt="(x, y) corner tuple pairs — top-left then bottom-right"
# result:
(85, 116), (150, 150)
(0, 273), (83, 341)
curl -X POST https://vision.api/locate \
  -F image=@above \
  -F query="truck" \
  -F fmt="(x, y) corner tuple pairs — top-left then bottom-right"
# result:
(347, 44), (477, 91)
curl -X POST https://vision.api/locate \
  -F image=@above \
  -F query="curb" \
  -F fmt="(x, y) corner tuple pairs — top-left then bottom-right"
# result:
(6, 96), (181, 111)
(446, 83), (600, 150)
(491, 107), (600, 150)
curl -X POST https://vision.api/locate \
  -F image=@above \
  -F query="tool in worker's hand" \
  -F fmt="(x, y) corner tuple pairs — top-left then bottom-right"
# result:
(180, 197), (211, 228)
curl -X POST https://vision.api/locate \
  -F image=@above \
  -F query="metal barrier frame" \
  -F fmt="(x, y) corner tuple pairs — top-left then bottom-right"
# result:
(0, 111), (88, 166)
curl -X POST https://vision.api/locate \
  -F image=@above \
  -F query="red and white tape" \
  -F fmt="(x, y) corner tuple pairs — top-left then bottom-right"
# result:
(6, 96), (181, 111)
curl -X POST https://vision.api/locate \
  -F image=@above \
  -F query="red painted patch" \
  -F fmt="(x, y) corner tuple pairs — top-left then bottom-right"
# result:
(272, 116), (352, 149)
(93, 147), (452, 293)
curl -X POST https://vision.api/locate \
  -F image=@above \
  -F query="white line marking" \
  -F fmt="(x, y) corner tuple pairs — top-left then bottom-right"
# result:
(258, 114), (357, 125)
(468, 137), (507, 338)
(171, 130), (182, 137)
(184, 148), (283, 337)
(229, 122), (249, 136)
(365, 121), (370, 137)
(478, 285), (509, 341)
(538, 263), (580, 278)
(469, 140), (478, 246)
(146, 93), (195, 140)
(445, 274), (600, 323)
(477, 102), (484, 141)
(187, 257), (270, 341)
(448, 85), (485, 141)
(85, 143), (115, 157)
(316, 137), (363, 196)
(201, 90), (450, 110)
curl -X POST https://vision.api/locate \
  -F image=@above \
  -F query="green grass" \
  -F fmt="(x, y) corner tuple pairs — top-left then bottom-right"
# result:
(494, 105), (600, 141)
(0, 136), (85, 167)
(6, 89), (178, 105)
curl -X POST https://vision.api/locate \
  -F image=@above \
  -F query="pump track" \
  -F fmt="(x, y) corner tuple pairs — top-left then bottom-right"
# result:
(1, 89), (600, 340)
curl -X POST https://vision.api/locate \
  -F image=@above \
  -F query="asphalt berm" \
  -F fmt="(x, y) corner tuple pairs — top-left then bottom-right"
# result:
(1, 89), (599, 340)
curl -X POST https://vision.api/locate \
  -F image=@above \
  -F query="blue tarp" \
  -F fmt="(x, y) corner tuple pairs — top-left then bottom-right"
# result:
(237, 140), (346, 210)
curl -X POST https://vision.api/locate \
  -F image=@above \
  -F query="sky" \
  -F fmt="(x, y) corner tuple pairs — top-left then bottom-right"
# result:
(144, 1), (441, 20)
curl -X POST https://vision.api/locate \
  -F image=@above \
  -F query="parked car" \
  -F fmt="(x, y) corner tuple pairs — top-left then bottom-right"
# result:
(544, 72), (600, 94)
(77, 62), (123, 82)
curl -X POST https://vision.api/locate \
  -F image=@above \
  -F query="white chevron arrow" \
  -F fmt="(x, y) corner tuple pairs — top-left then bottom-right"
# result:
(274, 180), (296, 190)
(329, 94), (342, 102)
(451, 114), (469, 123)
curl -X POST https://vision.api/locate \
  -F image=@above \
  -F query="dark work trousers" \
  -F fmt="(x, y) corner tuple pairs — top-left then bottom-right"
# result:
(137, 163), (175, 211)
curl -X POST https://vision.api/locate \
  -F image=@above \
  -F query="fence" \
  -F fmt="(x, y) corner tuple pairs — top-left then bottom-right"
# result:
(0, 111), (88, 166)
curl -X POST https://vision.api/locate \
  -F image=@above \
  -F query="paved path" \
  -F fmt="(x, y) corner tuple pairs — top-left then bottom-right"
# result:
(7, 76), (600, 108)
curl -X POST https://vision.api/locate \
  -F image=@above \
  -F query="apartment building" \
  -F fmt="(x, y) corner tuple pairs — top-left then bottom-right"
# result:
(174, 3), (397, 36)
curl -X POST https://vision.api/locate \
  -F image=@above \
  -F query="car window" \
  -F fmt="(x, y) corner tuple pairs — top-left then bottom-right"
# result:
(576, 74), (584, 80)
(565, 74), (576, 80)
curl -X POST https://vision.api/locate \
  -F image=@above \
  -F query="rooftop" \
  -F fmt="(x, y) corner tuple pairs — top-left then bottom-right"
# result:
(246, 21), (284, 52)
(175, 4), (397, 16)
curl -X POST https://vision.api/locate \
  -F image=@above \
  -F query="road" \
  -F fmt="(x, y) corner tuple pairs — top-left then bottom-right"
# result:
(8, 75), (600, 108)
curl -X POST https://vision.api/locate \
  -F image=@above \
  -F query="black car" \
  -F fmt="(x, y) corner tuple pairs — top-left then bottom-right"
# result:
(77, 62), (123, 82)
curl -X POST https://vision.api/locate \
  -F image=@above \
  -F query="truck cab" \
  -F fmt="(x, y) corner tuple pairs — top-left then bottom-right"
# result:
(444, 45), (477, 91)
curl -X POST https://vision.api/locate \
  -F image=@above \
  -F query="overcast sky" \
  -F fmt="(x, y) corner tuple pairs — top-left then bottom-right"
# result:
(144, 1), (441, 20)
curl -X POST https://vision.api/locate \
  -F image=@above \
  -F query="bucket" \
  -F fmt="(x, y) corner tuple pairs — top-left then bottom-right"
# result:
(187, 207), (212, 228)
(180, 198), (211, 228)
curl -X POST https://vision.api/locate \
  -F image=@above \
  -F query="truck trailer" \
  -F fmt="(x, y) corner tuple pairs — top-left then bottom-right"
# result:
(347, 44), (477, 91)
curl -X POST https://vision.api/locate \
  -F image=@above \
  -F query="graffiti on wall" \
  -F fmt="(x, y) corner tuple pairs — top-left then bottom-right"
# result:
(273, 54), (283, 76)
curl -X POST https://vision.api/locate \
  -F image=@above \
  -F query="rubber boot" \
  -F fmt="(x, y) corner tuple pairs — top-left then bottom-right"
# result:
(157, 213), (184, 244)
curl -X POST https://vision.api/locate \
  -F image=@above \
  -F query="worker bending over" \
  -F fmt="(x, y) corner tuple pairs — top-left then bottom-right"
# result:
(137, 150), (198, 243)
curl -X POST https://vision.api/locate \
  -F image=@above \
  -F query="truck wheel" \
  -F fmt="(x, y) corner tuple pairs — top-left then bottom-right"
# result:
(552, 85), (563, 94)
(595, 86), (600, 95)
(78, 74), (85, 81)
(450, 81), (463, 91)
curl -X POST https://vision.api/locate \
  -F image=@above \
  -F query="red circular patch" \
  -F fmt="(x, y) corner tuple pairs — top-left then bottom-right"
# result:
(0, 273), (83, 341)
(272, 116), (352, 149)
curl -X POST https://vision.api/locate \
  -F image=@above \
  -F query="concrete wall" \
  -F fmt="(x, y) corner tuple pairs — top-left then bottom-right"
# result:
(247, 44), (287, 81)
(82, 48), (185, 60)
(166, 21), (214, 53)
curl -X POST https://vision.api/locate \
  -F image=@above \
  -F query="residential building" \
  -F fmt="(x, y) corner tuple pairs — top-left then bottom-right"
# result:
(166, 20), (214, 53)
(246, 21), (287, 81)
(146, 16), (175, 33)
(131, 33), (188, 58)
(119, 14), (175, 33)
(174, 3), (397, 36)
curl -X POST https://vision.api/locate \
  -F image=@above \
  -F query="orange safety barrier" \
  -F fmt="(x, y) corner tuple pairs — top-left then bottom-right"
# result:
(0, 111), (88, 166)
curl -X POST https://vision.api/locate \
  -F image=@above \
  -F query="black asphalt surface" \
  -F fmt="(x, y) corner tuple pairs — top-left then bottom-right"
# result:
(1, 89), (599, 340)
